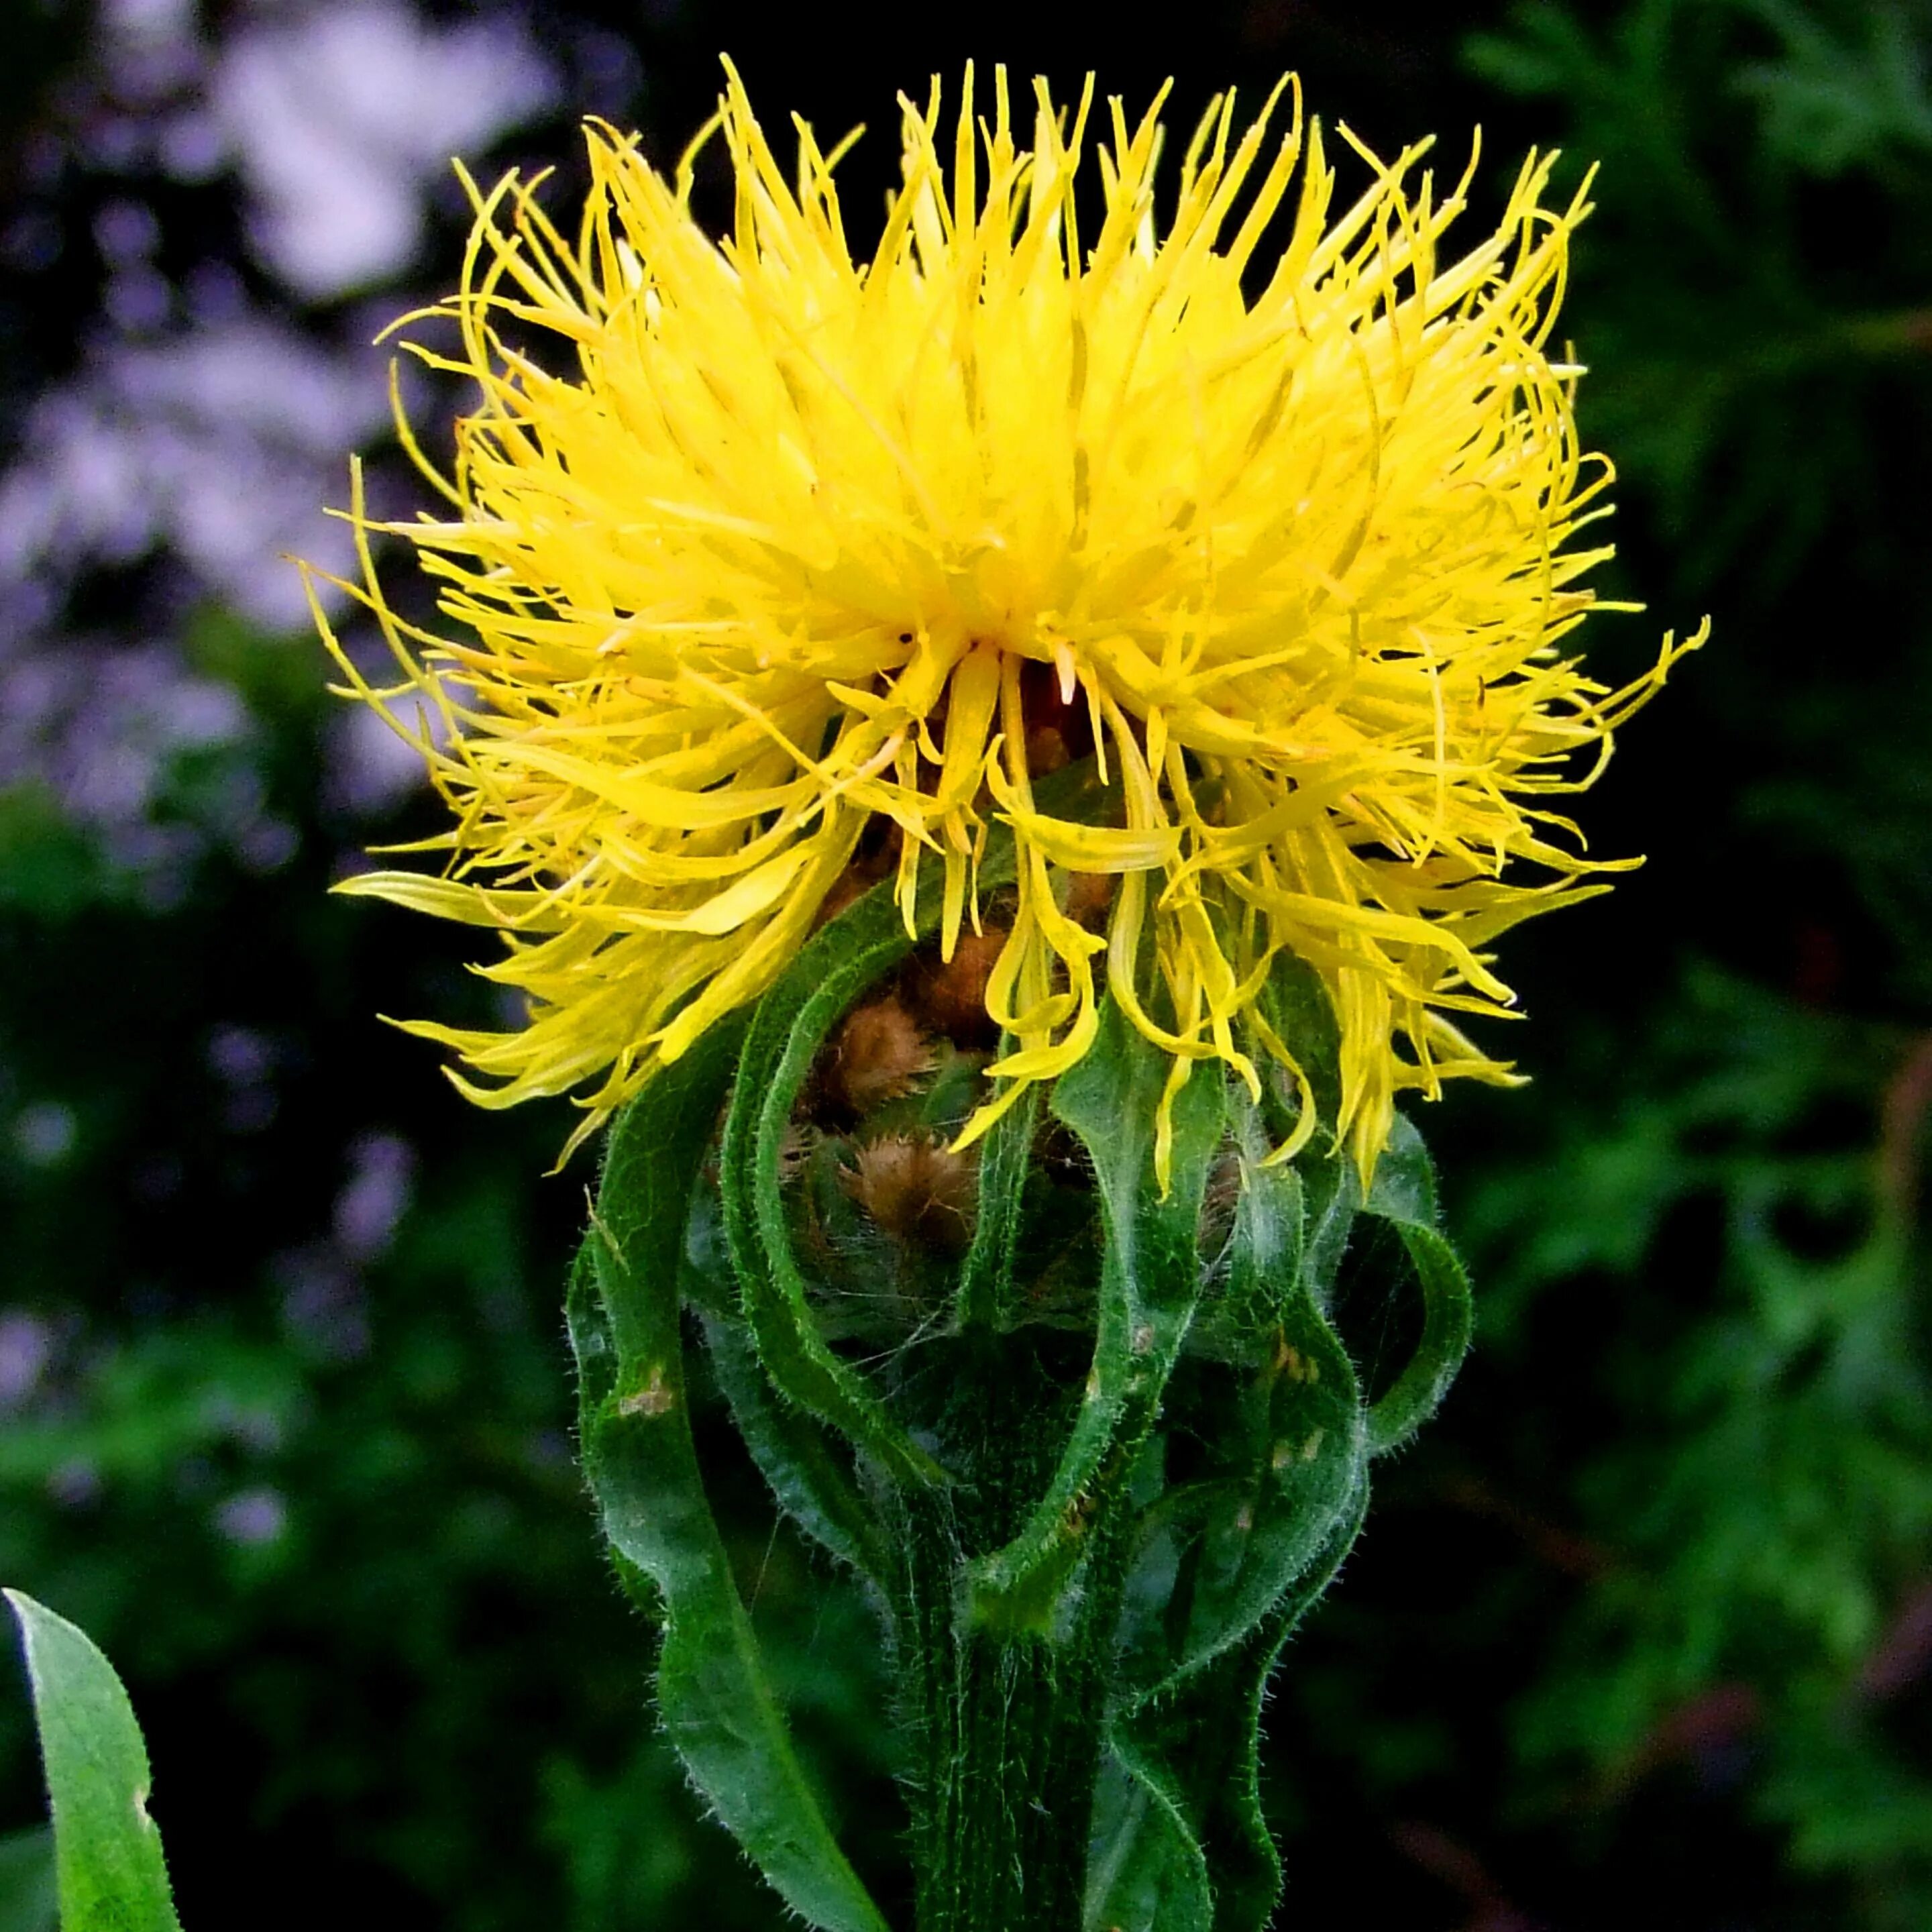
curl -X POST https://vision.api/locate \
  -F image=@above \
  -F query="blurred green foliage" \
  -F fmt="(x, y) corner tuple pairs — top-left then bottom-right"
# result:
(1468, 0), (1932, 586)
(1469, 972), (1932, 1925)
(1, 2), (1929, 1929)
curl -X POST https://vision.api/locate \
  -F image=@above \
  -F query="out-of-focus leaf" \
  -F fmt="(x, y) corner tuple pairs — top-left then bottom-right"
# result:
(5, 1591), (182, 1932)
(1737, 0), (1932, 173)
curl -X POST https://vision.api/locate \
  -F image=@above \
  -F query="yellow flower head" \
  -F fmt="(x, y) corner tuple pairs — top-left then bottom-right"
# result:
(313, 62), (1701, 1185)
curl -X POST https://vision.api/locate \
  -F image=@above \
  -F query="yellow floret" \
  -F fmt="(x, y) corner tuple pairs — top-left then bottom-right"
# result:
(309, 60), (1702, 1185)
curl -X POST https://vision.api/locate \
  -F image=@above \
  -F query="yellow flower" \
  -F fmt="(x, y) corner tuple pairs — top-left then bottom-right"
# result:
(311, 62), (1701, 1185)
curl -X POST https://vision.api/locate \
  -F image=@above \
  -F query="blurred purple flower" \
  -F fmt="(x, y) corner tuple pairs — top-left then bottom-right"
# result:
(333, 1131), (415, 1262)
(0, 0), (559, 637)
(211, 0), (558, 300)
(274, 1244), (371, 1361)
(7, 645), (241, 802)
(215, 1485), (287, 1546)
(0, 319), (391, 631)
(47, 1459), (103, 1509)
(13, 1102), (78, 1167)
(0, 1312), (54, 1409)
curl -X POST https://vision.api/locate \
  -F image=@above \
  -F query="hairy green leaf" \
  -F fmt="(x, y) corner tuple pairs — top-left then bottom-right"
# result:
(970, 997), (1224, 1632)
(570, 1027), (889, 1932)
(718, 762), (1109, 1489)
(701, 1313), (887, 1582)
(1089, 1489), (1368, 1932)
(1360, 1121), (1474, 1456)
(1167, 1161), (1366, 1675)
(719, 879), (950, 1487)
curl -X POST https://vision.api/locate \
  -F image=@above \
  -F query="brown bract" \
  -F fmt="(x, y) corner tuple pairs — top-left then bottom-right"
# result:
(830, 998), (937, 1114)
(841, 1132), (978, 1252)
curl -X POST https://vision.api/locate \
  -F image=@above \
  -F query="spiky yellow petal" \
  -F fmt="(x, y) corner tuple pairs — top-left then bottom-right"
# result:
(312, 62), (1701, 1184)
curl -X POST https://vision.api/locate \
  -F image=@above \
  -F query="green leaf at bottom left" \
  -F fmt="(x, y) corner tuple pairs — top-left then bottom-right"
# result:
(5, 1590), (183, 1932)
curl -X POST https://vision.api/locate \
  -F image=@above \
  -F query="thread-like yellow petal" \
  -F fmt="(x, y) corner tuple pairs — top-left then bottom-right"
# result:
(315, 62), (1698, 1184)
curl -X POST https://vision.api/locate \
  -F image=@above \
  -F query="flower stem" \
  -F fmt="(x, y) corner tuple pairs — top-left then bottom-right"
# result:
(909, 1613), (1099, 1932)
(892, 1336), (1133, 1932)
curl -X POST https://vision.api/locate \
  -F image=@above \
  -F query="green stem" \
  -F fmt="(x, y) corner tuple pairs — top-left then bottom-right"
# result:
(890, 1336), (1132, 1932)
(913, 1619), (1098, 1932)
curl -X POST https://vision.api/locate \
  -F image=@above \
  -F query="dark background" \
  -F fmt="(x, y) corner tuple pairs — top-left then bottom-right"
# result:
(3, 1), (1930, 1927)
